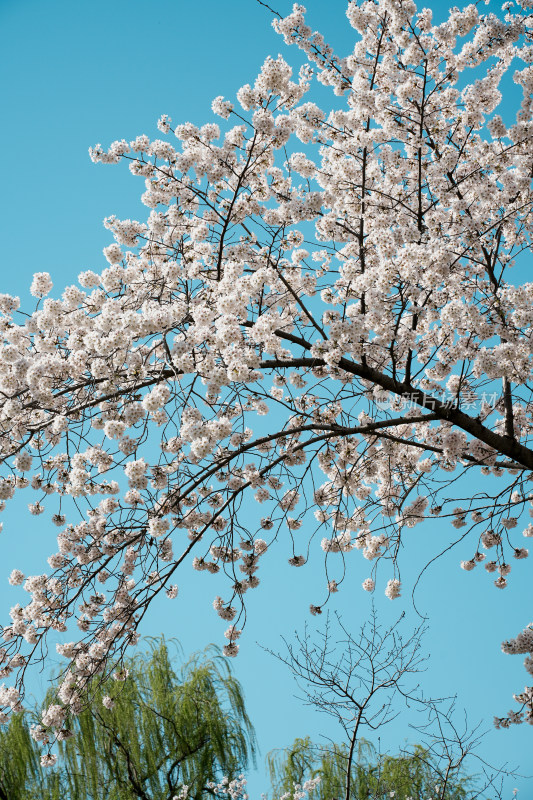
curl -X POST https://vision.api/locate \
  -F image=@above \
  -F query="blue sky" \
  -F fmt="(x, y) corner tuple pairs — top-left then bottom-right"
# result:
(1, 0), (532, 796)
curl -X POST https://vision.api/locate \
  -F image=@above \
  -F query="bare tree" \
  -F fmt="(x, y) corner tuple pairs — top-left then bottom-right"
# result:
(268, 611), (520, 800)
(268, 609), (427, 800)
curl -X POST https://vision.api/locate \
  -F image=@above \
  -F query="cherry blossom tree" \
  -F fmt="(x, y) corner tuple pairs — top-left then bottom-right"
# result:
(1, 0), (533, 748)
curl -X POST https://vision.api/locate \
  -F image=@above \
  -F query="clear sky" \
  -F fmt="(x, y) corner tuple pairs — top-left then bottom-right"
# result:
(0, 0), (532, 796)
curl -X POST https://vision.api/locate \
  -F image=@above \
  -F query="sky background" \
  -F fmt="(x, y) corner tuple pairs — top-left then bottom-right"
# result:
(1, 0), (532, 796)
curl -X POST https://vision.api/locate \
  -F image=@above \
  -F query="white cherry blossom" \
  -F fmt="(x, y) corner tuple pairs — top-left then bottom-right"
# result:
(1, 0), (533, 740)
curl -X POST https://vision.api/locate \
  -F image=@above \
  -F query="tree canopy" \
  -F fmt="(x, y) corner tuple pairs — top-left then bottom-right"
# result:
(0, 0), (532, 739)
(0, 639), (256, 800)
(268, 737), (471, 800)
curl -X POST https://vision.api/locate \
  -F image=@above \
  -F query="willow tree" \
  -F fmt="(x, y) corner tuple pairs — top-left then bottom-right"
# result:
(0, 0), (533, 739)
(0, 640), (255, 800)
(268, 737), (471, 800)
(0, 713), (62, 800)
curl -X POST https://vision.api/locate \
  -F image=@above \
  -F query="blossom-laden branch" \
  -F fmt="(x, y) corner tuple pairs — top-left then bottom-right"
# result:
(0, 0), (533, 745)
